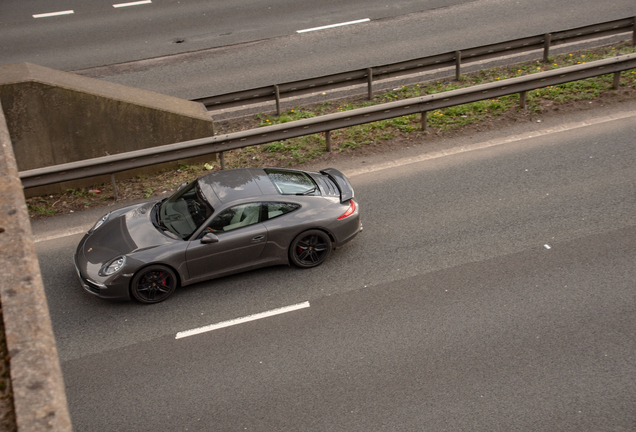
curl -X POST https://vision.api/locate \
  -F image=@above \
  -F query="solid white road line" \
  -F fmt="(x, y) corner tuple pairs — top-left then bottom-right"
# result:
(297, 18), (370, 33)
(175, 301), (310, 339)
(30, 109), (636, 243)
(113, 0), (152, 8)
(33, 10), (74, 18)
(33, 226), (92, 243)
(346, 110), (636, 178)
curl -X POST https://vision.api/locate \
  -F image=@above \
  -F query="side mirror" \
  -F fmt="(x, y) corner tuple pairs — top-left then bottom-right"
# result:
(201, 233), (219, 244)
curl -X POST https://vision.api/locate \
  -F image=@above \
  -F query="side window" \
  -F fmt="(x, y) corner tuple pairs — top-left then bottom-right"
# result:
(266, 202), (300, 220)
(206, 203), (262, 233)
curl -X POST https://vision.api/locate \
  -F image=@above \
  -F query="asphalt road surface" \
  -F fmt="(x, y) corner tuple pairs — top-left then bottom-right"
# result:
(33, 107), (636, 431)
(2, 0), (636, 98)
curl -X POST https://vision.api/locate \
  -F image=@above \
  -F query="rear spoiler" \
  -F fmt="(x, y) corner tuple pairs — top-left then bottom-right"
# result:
(320, 168), (354, 203)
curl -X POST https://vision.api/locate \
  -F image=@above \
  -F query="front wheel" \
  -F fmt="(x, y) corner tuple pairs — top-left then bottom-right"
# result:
(130, 265), (177, 304)
(289, 230), (332, 268)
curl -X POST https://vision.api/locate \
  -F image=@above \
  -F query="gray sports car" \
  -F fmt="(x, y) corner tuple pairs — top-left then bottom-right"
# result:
(74, 167), (361, 303)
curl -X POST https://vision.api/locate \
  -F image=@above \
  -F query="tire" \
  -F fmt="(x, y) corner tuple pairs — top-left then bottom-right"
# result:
(130, 265), (177, 304)
(289, 230), (332, 268)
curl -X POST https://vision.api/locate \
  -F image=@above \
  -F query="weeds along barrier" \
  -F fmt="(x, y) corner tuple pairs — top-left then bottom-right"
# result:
(19, 53), (636, 195)
(194, 16), (636, 114)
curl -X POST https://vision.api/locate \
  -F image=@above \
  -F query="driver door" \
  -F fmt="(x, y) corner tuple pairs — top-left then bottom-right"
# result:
(185, 203), (268, 282)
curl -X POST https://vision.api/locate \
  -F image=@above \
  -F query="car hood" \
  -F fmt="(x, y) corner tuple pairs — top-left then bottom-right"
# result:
(82, 202), (176, 264)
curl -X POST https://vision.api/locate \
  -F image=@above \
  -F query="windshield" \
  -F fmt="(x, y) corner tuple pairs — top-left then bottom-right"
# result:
(159, 181), (213, 239)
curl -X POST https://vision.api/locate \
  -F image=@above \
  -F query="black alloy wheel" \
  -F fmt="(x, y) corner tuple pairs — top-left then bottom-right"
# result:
(131, 265), (177, 304)
(290, 230), (332, 268)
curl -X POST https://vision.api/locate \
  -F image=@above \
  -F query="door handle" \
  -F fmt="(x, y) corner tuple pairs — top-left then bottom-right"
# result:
(252, 235), (265, 242)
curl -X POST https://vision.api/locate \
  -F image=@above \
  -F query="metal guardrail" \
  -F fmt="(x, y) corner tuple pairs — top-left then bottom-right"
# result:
(19, 53), (636, 191)
(193, 17), (636, 113)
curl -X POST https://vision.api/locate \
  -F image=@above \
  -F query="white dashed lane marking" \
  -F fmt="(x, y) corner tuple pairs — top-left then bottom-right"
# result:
(33, 10), (74, 18)
(175, 302), (311, 339)
(113, 0), (152, 8)
(32, 0), (151, 17)
(297, 18), (370, 33)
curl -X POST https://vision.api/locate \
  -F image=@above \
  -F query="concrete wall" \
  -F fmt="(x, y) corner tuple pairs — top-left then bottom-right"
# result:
(0, 101), (72, 431)
(0, 63), (216, 195)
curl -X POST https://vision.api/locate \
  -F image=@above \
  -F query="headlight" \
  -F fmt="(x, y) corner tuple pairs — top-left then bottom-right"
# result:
(102, 256), (126, 276)
(91, 213), (110, 232)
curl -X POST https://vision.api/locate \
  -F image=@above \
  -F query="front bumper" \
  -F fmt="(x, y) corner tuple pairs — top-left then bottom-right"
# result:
(73, 253), (106, 297)
(74, 235), (132, 301)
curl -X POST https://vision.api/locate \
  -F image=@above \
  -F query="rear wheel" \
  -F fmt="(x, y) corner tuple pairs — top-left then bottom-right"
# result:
(289, 230), (332, 268)
(131, 265), (177, 304)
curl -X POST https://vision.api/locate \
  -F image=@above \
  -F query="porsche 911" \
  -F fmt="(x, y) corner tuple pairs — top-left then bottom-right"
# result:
(74, 167), (361, 303)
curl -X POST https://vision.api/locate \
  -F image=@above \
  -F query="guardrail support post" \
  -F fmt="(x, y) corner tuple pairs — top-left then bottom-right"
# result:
(274, 85), (281, 116)
(543, 33), (552, 63)
(367, 68), (374, 100)
(325, 131), (332, 152)
(220, 152), (226, 170)
(455, 51), (462, 81)
(632, 16), (635, 47)
(613, 71), (621, 90)
(111, 173), (118, 200)
(420, 111), (428, 132)
(519, 91), (527, 109)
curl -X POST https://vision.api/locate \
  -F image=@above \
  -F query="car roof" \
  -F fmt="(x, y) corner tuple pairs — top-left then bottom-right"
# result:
(197, 168), (277, 206)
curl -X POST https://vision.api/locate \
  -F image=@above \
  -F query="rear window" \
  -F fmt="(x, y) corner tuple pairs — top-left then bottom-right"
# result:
(265, 169), (319, 195)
